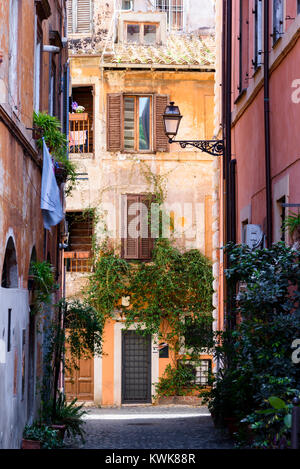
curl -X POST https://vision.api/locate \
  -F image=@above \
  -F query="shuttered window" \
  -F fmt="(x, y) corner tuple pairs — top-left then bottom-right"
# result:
(68, 0), (92, 35)
(107, 93), (169, 153)
(121, 194), (153, 260)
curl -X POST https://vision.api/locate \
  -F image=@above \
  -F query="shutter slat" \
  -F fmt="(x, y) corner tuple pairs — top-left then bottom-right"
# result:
(155, 95), (169, 152)
(107, 94), (123, 151)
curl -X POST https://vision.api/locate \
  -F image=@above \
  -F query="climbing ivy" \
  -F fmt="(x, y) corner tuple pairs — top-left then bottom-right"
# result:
(80, 164), (214, 397)
(86, 238), (214, 357)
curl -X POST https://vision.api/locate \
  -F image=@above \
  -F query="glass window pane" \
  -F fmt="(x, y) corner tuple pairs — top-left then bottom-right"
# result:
(127, 24), (140, 43)
(139, 97), (150, 150)
(122, 0), (132, 9)
(124, 97), (135, 150)
(144, 24), (157, 44)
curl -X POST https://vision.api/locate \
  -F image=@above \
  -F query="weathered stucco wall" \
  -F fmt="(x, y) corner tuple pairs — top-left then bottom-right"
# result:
(0, 0), (67, 449)
(67, 66), (215, 256)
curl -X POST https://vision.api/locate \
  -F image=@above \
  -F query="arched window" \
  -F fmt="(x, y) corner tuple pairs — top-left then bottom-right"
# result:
(1, 237), (18, 288)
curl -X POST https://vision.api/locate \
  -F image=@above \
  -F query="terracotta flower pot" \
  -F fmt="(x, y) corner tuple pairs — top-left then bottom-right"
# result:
(54, 165), (68, 184)
(50, 424), (66, 441)
(21, 438), (41, 449)
(224, 417), (239, 437)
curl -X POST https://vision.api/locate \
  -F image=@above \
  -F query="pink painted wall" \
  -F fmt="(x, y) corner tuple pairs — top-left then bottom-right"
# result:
(230, 2), (300, 243)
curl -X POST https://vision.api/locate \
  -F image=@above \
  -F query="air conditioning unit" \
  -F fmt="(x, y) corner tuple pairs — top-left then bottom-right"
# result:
(245, 224), (264, 250)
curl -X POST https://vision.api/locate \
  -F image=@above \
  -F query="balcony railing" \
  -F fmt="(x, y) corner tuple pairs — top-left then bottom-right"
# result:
(69, 113), (92, 154)
(64, 251), (92, 273)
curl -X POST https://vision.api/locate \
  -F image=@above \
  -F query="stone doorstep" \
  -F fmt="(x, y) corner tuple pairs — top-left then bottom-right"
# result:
(76, 399), (204, 408)
(157, 396), (204, 406)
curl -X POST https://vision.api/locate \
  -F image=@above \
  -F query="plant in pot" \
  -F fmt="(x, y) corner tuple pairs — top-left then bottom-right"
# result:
(283, 212), (300, 246)
(33, 111), (77, 195)
(41, 299), (103, 444)
(43, 392), (87, 443)
(22, 423), (63, 449)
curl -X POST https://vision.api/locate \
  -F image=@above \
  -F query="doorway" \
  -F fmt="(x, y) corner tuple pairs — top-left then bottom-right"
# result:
(121, 330), (152, 404)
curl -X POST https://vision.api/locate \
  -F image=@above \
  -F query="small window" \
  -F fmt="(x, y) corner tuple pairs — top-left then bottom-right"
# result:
(177, 359), (212, 387)
(298, 0), (300, 15)
(277, 196), (286, 242)
(273, 0), (284, 44)
(127, 24), (140, 43)
(34, 21), (42, 112)
(125, 22), (158, 45)
(156, 0), (184, 31)
(65, 211), (93, 272)
(9, 0), (19, 106)
(253, 0), (263, 69)
(124, 96), (152, 152)
(122, 0), (132, 9)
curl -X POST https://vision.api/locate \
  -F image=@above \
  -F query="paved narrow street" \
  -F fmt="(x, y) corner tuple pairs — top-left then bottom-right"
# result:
(65, 406), (233, 450)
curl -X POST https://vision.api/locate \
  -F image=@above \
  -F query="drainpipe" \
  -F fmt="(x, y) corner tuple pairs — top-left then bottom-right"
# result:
(264, 0), (272, 247)
(222, 0), (235, 331)
(225, 0), (233, 247)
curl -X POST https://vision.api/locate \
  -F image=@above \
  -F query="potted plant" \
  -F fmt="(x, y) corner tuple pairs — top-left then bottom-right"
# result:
(33, 111), (77, 195)
(50, 392), (87, 443)
(69, 102), (88, 120)
(54, 161), (69, 184)
(22, 423), (63, 449)
(284, 212), (300, 244)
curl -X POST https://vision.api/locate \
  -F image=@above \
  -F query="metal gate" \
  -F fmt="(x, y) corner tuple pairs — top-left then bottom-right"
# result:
(122, 330), (152, 404)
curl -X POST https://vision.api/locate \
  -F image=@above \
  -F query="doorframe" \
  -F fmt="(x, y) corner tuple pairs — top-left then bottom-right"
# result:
(114, 322), (159, 407)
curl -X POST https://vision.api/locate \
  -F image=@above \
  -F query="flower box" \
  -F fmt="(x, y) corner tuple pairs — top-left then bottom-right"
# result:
(69, 112), (88, 121)
(21, 438), (41, 449)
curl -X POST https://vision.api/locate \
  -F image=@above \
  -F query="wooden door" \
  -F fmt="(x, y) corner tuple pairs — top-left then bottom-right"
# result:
(65, 355), (94, 401)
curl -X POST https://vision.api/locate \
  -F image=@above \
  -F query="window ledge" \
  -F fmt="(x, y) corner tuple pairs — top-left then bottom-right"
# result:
(234, 88), (247, 105)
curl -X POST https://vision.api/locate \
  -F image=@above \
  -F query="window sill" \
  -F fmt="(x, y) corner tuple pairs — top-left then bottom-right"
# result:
(234, 88), (247, 105)
(272, 35), (283, 48)
(121, 150), (155, 155)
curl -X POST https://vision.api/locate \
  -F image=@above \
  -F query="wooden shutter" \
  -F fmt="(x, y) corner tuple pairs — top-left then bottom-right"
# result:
(67, 0), (73, 34)
(77, 0), (92, 34)
(123, 195), (139, 259)
(154, 95), (169, 152)
(121, 194), (153, 260)
(107, 93), (123, 152)
(140, 196), (152, 259)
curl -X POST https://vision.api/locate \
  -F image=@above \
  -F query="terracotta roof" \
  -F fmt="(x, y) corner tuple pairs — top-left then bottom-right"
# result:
(104, 34), (215, 67)
(70, 34), (215, 68)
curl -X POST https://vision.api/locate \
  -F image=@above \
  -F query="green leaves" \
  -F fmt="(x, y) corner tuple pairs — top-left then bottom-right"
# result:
(87, 238), (214, 355)
(268, 396), (287, 410)
(33, 111), (77, 195)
